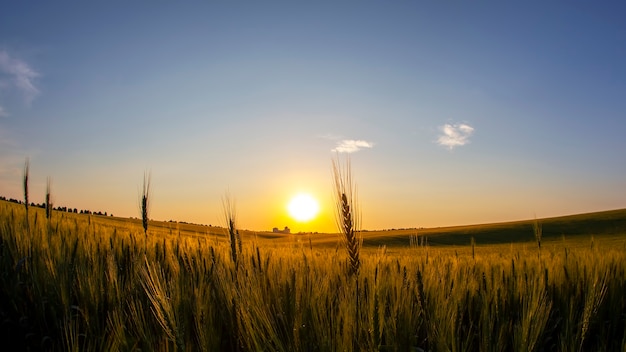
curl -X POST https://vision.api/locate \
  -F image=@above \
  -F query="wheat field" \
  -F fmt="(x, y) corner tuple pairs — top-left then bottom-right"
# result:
(1, 200), (625, 351)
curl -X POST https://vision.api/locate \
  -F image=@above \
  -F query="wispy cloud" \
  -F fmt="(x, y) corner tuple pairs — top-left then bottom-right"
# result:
(0, 50), (40, 108)
(0, 105), (7, 118)
(437, 123), (474, 150)
(332, 139), (374, 153)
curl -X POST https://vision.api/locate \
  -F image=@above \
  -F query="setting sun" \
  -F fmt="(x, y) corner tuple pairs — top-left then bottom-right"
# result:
(287, 194), (320, 222)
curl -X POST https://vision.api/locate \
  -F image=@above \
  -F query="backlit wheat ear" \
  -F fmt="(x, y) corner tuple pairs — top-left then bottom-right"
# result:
(222, 192), (239, 265)
(141, 172), (151, 237)
(45, 177), (52, 220)
(23, 158), (29, 214)
(332, 156), (362, 275)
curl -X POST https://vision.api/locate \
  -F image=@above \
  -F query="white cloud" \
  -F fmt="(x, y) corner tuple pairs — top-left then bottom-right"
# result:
(0, 50), (40, 106)
(0, 105), (7, 117)
(332, 139), (374, 153)
(437, 123), (474, 150)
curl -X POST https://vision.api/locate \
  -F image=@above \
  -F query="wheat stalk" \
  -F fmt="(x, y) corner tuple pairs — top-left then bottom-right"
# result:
(332, 156), (362, 275)
(23, 158), (29, 214)
(45, 177), (52, 220)
(140, 172), (151, 238)
(222, 192), (240, 265)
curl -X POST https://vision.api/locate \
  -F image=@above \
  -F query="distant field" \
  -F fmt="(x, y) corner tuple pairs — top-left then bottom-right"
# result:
(360, 208), (626, 249)
(44, 202), (625, 249)
(122, 204), (626, 257)
(10, 199), (623, 258)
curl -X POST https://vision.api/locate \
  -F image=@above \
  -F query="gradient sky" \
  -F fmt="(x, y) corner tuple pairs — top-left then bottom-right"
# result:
(1, 2), (625, 233)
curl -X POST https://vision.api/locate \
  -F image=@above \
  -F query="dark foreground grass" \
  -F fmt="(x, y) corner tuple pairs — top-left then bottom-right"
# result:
(1, 201), (626, 351)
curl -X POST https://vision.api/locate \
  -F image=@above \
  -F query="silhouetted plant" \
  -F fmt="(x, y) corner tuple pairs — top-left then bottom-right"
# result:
(140, 172), (151, 238)
(23, 158), (29, 217)
(45, 177), (52, 220)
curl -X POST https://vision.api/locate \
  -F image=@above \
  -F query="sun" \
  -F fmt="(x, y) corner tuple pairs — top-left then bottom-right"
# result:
(287, 194), (320, 222)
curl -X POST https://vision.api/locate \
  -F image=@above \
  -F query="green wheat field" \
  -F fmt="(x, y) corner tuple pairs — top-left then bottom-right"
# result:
(1, 198), (626, 351)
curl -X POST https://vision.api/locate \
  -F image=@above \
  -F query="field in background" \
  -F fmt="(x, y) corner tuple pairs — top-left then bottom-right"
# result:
(10, 201), (625, 259)
(66, 203), (626, 250)
(1, 200), (625, 351)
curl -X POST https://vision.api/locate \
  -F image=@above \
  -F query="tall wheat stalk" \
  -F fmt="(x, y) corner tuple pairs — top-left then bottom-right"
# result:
(221, 192), (242, 351)
(22, 158), (31, 236)
(222, 192), (240, 266)
(140, 172), (151, 238)
(23, 158), (29, 216)
(45, 177), (52, 220)
(332, 156), (362, 276)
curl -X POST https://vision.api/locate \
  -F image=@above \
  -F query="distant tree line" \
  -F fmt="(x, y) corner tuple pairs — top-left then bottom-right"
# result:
(0, 196), (113, 217)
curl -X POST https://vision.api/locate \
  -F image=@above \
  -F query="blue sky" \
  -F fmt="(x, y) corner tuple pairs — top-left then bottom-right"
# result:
(1, 2), (625, 232)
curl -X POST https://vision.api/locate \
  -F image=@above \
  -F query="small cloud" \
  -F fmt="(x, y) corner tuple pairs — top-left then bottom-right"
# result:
(0, 105), (7, 117)
(0, 50), (40, 107)
(437, 123), (474, 150)
(332, 139), (374, 153)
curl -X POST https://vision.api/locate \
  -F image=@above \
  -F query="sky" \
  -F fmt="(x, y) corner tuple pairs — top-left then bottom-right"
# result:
(1, 1), (625, 233)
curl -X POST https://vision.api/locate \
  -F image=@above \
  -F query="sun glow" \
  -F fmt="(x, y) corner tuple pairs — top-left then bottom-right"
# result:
(287, 194), (320, 222)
